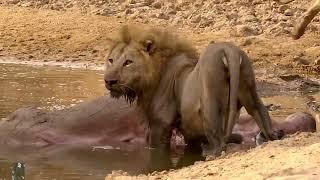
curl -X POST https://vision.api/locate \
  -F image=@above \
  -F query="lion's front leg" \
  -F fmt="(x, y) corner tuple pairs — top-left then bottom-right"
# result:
(149, 121), (172, 149)
(147, 119), (175, 172)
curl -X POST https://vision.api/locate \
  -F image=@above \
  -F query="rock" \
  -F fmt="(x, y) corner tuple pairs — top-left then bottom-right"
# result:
(194, 1), (203, 7)
(278, 5), (289, 13)
(279, 15), (289, 21)
(156, 12), (169, 20)
(150, 13), (157, 18)
(284, 9), (294, 16)
(198, 20), (213, 28)
(50, 3), (64, 11)
(314, 57), (320, 65)
(265, 104), (281, 111)
(240, 37), (253, 46)
(236, 25), (259, 37)
(167, 9), (177, 15)
(297, 59), (310, 65)
(226, 12), (239, 20)
(252, 0), (262, 5)
(143, 0), (154, 6)
(279, 74), (302, 81)
(191, 15), (201, 23)
(125, 8), (134, 15)
(65, 2), (73, 8)
(279, 0), (295, 4)
(242, 15), (258, 22)
(20, 2), (32, 7)
(152, 2), (162, 9)
(165, 3), (175, 9)
(127, 0), (136, 4)
(172, 18), (183, 26)
(293, 56), (310, 65)
(7, 0), (20, 4)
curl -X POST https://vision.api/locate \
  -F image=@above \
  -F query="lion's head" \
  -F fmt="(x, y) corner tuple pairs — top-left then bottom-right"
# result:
(104, 25), (198, 104)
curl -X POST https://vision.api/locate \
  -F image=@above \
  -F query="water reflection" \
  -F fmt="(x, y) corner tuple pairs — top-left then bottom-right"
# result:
(0, 63), (105, 118)
(0, 145), (147, 179)
(0, 145), (204, 179)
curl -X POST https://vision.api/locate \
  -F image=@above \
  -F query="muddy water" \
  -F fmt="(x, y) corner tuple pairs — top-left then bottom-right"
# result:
(0, 63), (319, 179)
(0, 63), (106, 118)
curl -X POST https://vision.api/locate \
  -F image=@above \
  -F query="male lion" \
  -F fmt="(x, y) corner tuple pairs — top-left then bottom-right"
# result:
(104, 25), (282, 158)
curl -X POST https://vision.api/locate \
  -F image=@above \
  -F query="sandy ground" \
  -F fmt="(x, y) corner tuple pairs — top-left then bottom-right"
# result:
(0, 5), (319, 75)
(107, 133), (320, 180)
(0, 0), (320, 179)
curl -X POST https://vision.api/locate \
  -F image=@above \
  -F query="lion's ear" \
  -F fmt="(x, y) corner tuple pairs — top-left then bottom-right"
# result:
(143, 40), (156, 54)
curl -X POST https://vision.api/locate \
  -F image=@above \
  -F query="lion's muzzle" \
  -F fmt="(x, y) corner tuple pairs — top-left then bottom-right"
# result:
(104, 79), (119, 90)
(104, 79), (126, 99)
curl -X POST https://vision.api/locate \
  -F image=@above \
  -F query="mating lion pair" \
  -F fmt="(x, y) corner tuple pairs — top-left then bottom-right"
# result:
(104, 25), (283, 158)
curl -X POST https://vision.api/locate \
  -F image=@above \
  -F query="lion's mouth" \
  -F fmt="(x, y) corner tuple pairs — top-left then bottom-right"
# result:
(108, 86), (137, 104)
(109, 88), (123, 98)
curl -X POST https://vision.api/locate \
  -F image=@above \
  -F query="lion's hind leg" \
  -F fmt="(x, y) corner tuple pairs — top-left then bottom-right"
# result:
(238, 66), (283, 143)
(199, 102), (226, 159)
(198, 52), (229, 159)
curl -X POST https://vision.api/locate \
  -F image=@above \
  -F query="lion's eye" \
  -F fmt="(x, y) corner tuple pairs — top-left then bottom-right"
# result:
(123, 59), (133, 67)
(108, 58), (113, 64)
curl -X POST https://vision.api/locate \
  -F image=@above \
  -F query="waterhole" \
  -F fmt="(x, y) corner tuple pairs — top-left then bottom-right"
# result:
(0, 63), (319, 179)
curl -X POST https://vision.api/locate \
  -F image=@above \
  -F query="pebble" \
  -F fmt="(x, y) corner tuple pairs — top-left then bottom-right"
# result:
(236, 25), (259, 37)
(284, 9), (294, 16)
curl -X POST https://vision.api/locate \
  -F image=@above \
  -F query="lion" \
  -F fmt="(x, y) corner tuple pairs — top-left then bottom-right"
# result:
(104, 25), (282, 158)
(292, 0), (320, 39)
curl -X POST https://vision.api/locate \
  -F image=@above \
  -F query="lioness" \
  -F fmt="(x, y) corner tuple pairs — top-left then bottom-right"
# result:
(292, 0), (320, 39)
(104, 25), (282, 158)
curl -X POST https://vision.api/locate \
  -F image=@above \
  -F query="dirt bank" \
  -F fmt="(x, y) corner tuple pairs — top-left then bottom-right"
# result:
(0, 2), (319, 75)
(106, 133), (320, 180)
(0, 0), (320, 179)
(1, 0), (319, 36)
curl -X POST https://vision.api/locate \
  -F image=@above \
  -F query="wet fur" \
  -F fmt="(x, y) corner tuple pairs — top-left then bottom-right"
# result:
(104, 25), (280, 157)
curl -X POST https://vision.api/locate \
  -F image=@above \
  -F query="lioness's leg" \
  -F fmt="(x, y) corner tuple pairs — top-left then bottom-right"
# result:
(292, 0), (320, 39)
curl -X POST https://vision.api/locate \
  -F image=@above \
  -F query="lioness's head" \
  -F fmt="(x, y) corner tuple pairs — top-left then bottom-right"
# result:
(104, 25), (198, 103)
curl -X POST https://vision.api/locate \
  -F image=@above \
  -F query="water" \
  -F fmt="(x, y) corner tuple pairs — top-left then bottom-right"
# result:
(0, 63), (203, 179)
(0, 63), (319, 179)
(0, 63), (106, 118)
(0, 146), (151, 180)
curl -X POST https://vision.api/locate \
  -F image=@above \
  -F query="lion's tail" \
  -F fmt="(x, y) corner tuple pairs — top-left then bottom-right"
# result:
(225, 48), (241, 138)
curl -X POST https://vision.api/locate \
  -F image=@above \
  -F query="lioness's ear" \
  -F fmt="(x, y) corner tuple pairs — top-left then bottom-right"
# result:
(143, 40), (156, 54)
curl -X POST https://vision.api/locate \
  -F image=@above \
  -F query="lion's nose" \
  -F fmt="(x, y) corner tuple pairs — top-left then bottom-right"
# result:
(105, 79), (118, 88)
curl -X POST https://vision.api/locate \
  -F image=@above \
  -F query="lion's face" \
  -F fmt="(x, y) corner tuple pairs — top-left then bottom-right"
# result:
(104, 41), (158, 103)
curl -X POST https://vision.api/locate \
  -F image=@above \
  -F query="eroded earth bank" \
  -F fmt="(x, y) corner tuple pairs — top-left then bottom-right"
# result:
(0, 0), (320, 179)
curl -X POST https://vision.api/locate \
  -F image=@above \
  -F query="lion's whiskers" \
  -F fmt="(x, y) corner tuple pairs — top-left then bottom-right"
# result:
(117, 84), (137, 104)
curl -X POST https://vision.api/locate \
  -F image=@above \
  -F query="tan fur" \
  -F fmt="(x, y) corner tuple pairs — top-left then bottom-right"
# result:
(108, 25), (198, 61)
(105, 25), (198, 104)
(292, 0), (320, 39)
(104, 25), (280, 159)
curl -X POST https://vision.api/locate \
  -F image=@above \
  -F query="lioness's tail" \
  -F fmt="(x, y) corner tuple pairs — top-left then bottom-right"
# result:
(225, 47), (241, 138)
